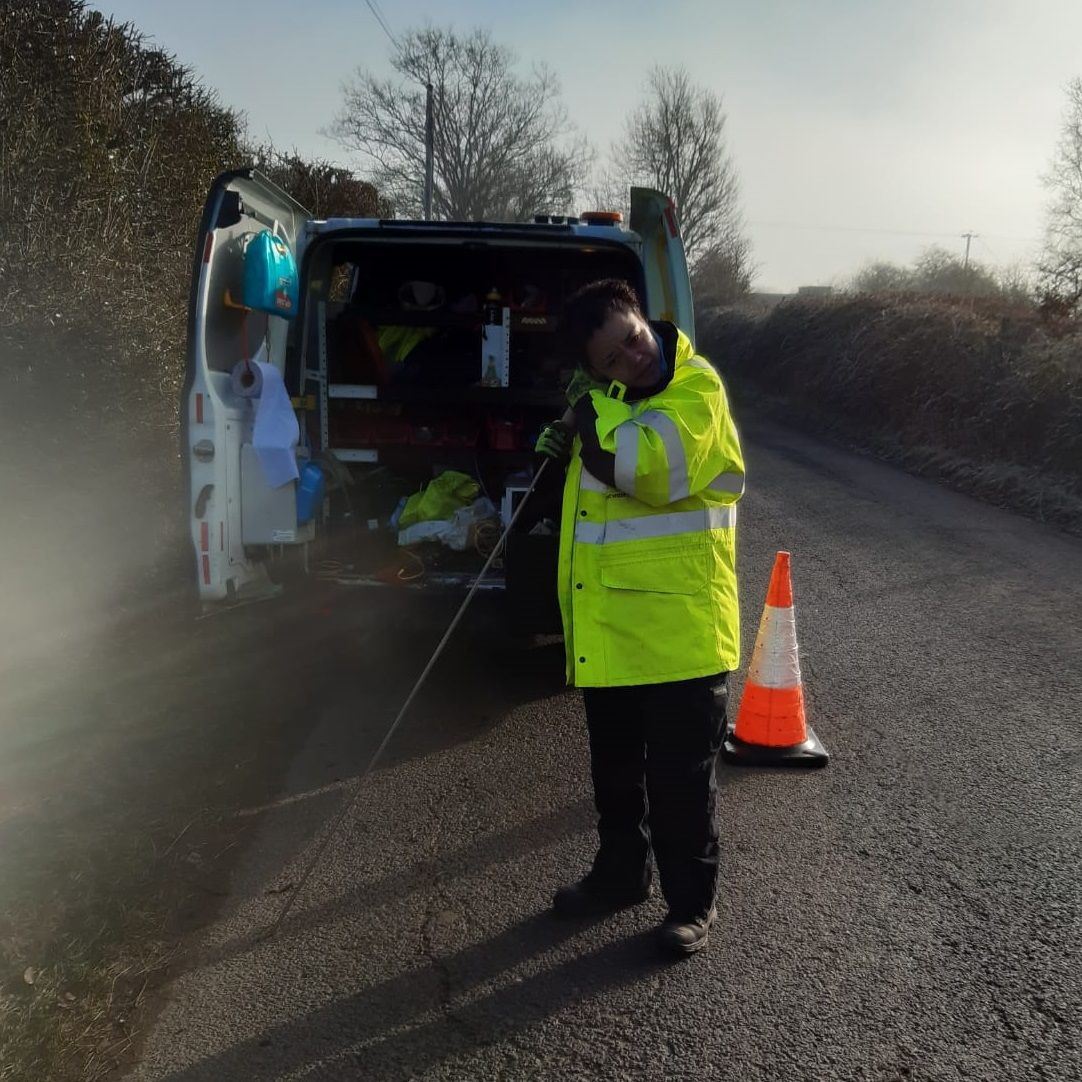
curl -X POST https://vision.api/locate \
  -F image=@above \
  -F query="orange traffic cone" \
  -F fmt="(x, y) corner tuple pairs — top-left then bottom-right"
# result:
(722, 551), (829, 768)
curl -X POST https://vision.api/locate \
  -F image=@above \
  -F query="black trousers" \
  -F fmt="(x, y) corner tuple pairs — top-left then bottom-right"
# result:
(582, 673), (728, 921)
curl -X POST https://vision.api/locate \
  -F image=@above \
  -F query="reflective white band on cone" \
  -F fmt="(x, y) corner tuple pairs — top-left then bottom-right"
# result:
(746, 605), (802, 690)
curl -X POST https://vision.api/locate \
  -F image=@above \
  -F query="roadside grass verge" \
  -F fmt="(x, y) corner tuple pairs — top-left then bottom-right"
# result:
(0, 414), (319, 1080)
(1, 831), (183, 1081)
(0, 581), (322, 1080)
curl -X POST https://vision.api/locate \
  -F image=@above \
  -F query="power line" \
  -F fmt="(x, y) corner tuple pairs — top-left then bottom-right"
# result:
(363, 0), (398, 49)
(748, 219), (1040, 244)
(369, 0), (396, 38)
(365, 0), (397, 47)
(977, 235), (1000, 262)
(977, 235), (1032, 268)
(749, 219), (953, 238)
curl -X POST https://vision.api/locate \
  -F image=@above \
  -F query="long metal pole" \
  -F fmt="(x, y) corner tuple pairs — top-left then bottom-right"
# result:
(423, 82), (435, 220)
(265, 454), (556, 937)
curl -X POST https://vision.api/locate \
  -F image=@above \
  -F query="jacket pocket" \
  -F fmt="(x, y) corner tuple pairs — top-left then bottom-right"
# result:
(599, 551), (709, 595)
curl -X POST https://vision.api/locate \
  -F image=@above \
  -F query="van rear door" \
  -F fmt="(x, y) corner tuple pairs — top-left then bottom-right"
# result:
(630, 187), (695, 346)
(183, 169), (312, 604)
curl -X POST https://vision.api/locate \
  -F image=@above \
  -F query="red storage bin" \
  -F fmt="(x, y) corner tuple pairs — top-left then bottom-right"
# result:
(378, 416), (412, 444)
(486, 416), (523, 450)
(442, 419), (481, 447)
(356, 413), (411, 445)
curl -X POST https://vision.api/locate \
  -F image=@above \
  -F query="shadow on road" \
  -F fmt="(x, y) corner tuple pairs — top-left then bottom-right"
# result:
(157, 910), (665, 1081)
(186, 797), (595, 980)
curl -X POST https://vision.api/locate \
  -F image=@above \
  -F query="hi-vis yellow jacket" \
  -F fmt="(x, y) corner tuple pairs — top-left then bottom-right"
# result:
(558, 323), (745, 688)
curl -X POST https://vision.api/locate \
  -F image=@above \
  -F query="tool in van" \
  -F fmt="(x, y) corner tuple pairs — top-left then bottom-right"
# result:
(265, 409), (573, 937)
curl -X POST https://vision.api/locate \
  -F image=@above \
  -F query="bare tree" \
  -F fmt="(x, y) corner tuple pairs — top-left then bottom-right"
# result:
(580, 164), (632, 223)
(1038, 77), (1082, 312)
(613, 67), (747, 271)
(328, 26), (589, 221)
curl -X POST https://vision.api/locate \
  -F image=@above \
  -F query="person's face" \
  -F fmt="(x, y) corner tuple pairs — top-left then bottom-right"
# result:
(584, 306), (661, 388)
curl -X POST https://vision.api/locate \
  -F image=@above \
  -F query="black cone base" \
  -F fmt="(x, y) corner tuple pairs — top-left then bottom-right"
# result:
(721, 720), (829, 768)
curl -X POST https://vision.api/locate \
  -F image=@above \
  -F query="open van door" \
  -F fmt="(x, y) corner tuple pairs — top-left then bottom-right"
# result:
(630, 187), (696, 347)
(183, 169), (312, 605)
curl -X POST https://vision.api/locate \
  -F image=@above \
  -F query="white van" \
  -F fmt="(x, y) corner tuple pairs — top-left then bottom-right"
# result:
(183, 169), (694, 626)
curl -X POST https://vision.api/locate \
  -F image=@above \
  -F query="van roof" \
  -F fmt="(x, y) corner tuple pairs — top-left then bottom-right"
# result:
(306, 218), (641, 246)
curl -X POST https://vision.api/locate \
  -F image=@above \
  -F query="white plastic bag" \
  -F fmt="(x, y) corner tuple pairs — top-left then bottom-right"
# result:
(397, 497), (498, 551)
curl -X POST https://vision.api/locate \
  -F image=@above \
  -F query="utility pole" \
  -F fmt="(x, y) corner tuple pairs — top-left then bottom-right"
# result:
(422, 82), (435, 221)
(961, 232), (978, 270)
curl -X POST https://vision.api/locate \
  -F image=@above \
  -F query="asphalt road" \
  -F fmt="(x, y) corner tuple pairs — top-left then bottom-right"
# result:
(125, 418), (1082, 1082)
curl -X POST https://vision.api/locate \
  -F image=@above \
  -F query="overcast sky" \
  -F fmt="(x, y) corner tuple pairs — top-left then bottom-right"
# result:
(96, 0), (1082, 292)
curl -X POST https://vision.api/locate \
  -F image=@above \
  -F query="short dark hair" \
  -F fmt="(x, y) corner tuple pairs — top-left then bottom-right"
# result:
(561, 278), (645, 370)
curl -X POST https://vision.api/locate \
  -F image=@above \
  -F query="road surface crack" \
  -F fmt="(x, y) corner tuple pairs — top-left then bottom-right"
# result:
(417, 777), (478, 1045)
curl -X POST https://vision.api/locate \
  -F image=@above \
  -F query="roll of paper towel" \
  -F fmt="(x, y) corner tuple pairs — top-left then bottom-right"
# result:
(230, 346), (299, 489)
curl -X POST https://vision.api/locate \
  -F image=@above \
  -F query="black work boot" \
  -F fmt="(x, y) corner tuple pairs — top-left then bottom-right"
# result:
(658, 907), (717, 956)
(552, 874), (652, 918)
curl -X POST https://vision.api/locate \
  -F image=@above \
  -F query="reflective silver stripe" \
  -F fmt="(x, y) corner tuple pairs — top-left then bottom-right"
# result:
(614, 423), (638, 495)
(575, 521), (606, 544)
(637, 410), (689, 502)
(706, 471), (745, 495)
(579, 467), (612, 493)
(574, 505), (735, 544)
(685, 359), (714, 371)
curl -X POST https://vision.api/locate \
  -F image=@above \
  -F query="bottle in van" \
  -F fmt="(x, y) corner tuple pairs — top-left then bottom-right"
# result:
(480, 287), (509, 387)
(296, 463), (325, 525)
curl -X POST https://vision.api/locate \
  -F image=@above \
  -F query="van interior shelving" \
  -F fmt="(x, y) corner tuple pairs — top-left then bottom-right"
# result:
(290, 234), (643, 614)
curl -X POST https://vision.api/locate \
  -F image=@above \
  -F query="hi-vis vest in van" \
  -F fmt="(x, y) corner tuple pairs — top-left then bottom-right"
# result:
(558, 325), (745, 688)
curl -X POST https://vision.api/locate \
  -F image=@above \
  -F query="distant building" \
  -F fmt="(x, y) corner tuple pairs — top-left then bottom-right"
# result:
(796, 285), (834, 297)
